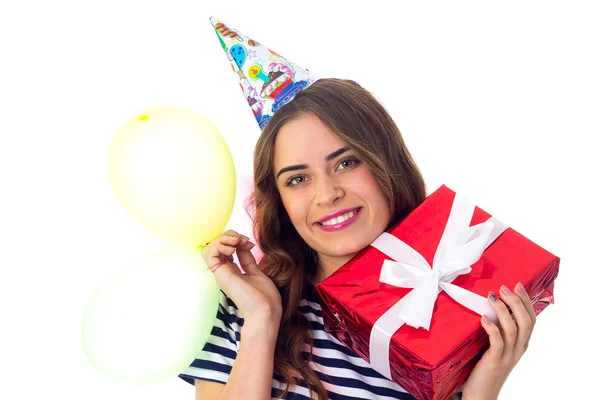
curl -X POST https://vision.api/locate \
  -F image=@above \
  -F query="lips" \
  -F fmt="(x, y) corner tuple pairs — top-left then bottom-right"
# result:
(316, 207), (363, 232)
(315, 207), (362, 225)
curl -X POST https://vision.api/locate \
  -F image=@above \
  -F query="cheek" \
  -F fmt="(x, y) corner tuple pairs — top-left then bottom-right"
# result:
(356, 172), (390, 215)
(281, 192), (310, 224)
(351, 170), (383, 196)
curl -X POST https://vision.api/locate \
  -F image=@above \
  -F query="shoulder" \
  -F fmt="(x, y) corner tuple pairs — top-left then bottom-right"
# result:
(302, 280), (321, 304)
(211, 290), (244, 344)
(177, 291), (242, 386)
(217, 290), (244, 327)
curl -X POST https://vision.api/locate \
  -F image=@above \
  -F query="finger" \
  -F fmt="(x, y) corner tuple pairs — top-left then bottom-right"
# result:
(488, 291), (518, 359)
(514, 282), (537, 350)
(515, 282), (536, 327)
(215, 242), (239, 258)
(204, 234), (247, 266)
(217, 233), (247, 247)
(224, 230), (252, 243)
(236, 240), (255, 251)
(220, 237), (251, 260)
(480, 314), (504, 364)
(211, 230), (250, 246)
(231, 241), (255, 274)
(500, 285), (533, 356)
(207, 231), (245, 269)
(203, 243), (236, 271)
(235, 241), (260, 275)
(204, 229), (240, 246)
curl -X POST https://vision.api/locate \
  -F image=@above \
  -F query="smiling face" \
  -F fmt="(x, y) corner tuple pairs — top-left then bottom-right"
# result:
(273, 113), (392, 273)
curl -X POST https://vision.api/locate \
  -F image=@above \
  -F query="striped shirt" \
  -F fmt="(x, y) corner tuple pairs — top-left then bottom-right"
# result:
(179, 282), (420, 399)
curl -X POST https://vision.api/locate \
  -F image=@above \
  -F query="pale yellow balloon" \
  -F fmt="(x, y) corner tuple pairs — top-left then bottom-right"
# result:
(108, 106), (236, 247)
(81, 245), (221, 386)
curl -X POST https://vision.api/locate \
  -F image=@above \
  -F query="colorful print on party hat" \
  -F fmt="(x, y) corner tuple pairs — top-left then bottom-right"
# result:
(210, 16), (318, 130)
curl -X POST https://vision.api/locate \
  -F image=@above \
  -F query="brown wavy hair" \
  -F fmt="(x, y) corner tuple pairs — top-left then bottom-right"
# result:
(246, 78), (427, 399)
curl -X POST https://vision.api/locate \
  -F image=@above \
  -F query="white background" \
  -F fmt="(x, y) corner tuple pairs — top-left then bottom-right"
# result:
(1, 1), (598, 399)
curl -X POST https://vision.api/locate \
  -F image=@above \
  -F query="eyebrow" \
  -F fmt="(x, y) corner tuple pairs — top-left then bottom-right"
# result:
(275, 146), (350, 179)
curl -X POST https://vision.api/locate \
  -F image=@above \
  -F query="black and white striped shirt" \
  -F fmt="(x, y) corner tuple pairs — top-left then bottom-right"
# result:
(179, 282), (418, 399)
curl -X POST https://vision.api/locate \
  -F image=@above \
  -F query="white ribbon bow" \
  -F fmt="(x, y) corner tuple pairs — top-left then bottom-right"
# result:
(368, 193), (509, 379)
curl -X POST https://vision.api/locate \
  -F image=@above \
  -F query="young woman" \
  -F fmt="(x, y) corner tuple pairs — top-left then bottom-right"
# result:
(179, 79), (537, 400)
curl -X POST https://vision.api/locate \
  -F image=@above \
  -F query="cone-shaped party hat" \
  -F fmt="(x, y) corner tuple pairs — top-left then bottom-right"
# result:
(210, 17), (318, 130)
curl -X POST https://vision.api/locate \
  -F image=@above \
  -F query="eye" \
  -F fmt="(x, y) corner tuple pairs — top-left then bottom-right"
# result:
(284, 175), (307, 186)
(336, 156), (359, 170)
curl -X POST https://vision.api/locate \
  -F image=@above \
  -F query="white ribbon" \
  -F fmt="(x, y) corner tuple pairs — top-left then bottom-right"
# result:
(368, 193), (509, 379)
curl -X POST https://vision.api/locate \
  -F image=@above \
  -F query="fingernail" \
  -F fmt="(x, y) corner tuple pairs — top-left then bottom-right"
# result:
(488, 291), (498, 302)
(248, 242), (255, 248)
(241, 234), (249, 240)
(515, 282), (527, 295)
(482, 314), (492, 324)
(500, 285), (512, 296)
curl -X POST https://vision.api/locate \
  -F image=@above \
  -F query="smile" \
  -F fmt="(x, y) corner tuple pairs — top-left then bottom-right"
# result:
(317, 207), (362, 232)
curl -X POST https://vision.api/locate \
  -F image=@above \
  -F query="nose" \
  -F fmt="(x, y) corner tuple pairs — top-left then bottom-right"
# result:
(315, 174), (343, 206)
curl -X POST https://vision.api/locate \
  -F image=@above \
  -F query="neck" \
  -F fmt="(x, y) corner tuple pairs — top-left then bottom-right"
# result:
(314, 253), (356, 285)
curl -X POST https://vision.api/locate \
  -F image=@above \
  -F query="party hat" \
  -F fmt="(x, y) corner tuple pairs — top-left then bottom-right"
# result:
(210, 17), (318, 130)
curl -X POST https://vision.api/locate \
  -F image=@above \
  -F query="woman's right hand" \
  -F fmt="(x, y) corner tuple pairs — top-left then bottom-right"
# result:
(202, 230), (282, 326)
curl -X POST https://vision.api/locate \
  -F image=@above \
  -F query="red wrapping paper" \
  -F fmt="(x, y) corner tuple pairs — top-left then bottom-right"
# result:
(316, 185), (560, 400)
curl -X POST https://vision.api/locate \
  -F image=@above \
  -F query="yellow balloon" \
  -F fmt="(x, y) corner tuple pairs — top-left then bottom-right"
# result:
(108, 106), (236, 247)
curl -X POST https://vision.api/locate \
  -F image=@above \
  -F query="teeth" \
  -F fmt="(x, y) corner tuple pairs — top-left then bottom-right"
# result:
(322, 209), (358, 226)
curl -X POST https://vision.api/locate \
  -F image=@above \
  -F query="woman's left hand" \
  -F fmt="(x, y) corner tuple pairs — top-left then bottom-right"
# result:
(461, 282), (537, 400)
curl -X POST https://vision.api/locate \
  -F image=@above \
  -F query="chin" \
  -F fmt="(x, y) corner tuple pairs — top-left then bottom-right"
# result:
(322, 240), (367, 258)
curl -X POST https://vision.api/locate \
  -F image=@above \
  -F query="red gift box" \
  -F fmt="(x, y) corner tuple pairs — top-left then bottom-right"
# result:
(316, 185), (559, 400)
